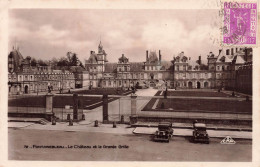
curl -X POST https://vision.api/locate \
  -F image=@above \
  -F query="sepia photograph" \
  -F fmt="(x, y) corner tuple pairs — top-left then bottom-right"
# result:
(1, 0), (259, 164)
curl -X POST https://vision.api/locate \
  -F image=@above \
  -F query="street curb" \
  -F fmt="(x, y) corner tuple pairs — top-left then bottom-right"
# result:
(130, 124), (252, 132)
(132, 131), (252, 140)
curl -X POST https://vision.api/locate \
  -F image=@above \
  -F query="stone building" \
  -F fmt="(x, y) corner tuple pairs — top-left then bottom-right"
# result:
(85, 42), (174, 89)
(214, 47), (251, 89)
(70, 66), (90, 89)
(172, 47), (251, 90)
(235, 62), (252, 94)
(8, 47), (75, 94)
(85, 41), (108, 88)
(173, 52), (215, 89)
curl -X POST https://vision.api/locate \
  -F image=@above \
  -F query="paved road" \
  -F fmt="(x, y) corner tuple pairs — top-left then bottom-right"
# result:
(83, 88), (157, 122)
(133, 127), (252, 139)
(8, 129), (252, 161)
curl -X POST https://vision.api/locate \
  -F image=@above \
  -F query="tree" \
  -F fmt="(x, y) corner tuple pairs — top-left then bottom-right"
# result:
(71, 53), (78, 66)
(51, 57), (58, 67)
(38, 59), (48, 66)
(56, 52), (84, 68)
(31, 58), (37, 66)
(57, 57), (69, 66)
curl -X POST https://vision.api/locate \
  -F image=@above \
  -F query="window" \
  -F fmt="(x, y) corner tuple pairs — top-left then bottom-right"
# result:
(217, 66), (220, 70)
(141, 73), (144, 79)
(205, 73), (208, 79)
(226, 49), (230, 55)
(176, 65), (179, 71)
(175, 74), (178, 79)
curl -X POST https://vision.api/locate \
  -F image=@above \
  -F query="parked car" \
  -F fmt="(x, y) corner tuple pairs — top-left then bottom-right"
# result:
(154, 122), (174, 143)
(192, 123), (210, 144)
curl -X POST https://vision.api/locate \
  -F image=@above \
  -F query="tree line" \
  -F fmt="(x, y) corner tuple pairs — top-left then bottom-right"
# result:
(29, 52), (85, 68)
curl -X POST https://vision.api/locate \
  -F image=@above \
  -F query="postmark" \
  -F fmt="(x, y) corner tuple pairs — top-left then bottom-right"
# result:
(221, 1), (257, 46)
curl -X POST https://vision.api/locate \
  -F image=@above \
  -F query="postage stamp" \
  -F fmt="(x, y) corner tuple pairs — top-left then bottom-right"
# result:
(222, 1), (257, 46)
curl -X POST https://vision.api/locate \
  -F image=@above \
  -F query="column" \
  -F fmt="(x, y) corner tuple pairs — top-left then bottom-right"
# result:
(131, 94), (137, 115)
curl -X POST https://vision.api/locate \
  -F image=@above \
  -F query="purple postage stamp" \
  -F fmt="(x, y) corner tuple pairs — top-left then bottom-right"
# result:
(222, 1), (257, 46)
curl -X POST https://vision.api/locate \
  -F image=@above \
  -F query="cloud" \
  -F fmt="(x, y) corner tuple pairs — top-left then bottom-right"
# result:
(9, 9), (220, 64)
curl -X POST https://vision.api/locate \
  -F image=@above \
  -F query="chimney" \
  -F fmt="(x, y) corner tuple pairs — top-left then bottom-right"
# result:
(198, 56), (201, 65)
(219, 49), (222, 55)
(159, 50), (161, 61)
(146, 50), (148, 61)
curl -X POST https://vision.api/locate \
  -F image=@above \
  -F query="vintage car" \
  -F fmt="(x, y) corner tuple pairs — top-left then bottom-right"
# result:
(192, 123), (210, 144)
(154, 122), (174, 143)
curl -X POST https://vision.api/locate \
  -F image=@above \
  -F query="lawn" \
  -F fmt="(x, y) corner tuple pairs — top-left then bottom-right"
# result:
(8, 95), (117, 110)
(8, 95), (46, 107)
(142, 98), (252, 114)
(155, 90), (231, 97)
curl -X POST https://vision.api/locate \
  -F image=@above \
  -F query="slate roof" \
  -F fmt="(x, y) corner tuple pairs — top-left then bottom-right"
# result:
(234, 55), (245, 64)
(216, 50), (234, 63)
(102, 61), (172, 73)
(118, 54), (129, 63)
(8, 49), (24, 72)
(146, 51), (160, 65)
(69, 66), (87, 73)
(104, 63), (117, 73)
(160, 61), (173, 70)
(86, 52), (98, 63)
(129, 62), (144, 72)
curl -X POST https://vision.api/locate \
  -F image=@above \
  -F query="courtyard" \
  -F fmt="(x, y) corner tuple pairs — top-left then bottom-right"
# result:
(143, 90), (252, 114)
(7, 88), (252, 161)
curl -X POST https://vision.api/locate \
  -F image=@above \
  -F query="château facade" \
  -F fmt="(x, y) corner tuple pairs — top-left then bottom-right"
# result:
(8, 41), (252, 95)
(85, 42), (252, 90)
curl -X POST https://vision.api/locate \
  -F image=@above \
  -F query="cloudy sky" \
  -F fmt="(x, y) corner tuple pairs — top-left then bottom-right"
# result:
(9, 9), (221, 64)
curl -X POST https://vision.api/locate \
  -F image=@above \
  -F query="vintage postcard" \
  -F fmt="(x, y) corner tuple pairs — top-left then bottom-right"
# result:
(0, 0), (259, 166)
